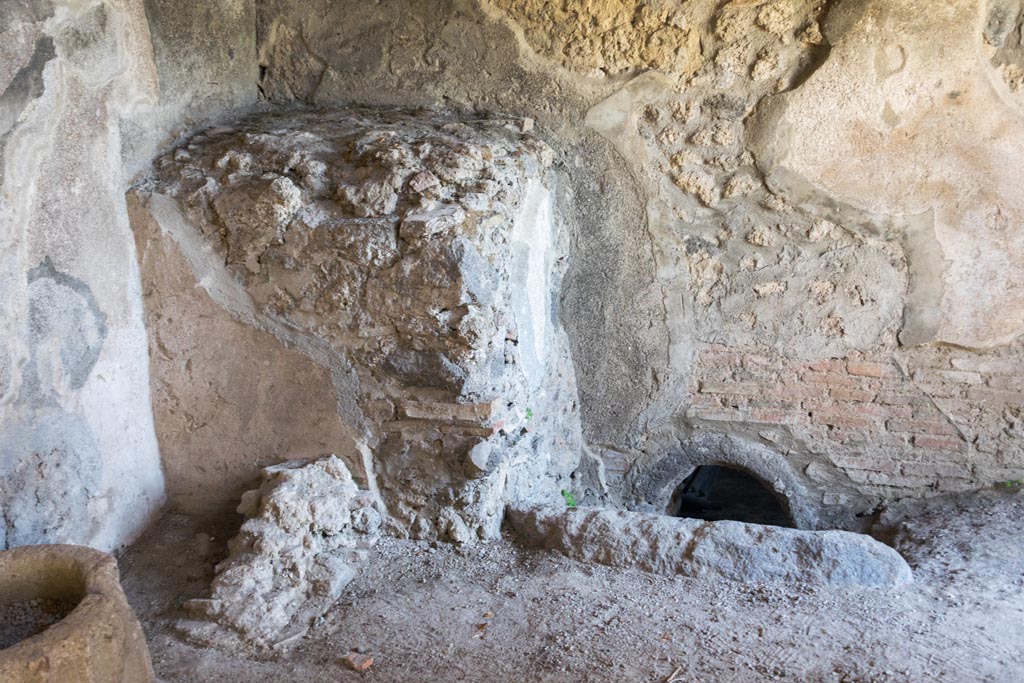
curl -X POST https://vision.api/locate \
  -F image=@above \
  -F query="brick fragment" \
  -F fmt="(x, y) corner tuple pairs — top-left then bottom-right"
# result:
(847, 361), (900, 378)
(911, 434), (965, 454)
(829, 387), (876, 402)
(342, 653), (374, 672)
(776, 382), (829, 400)
(698, 381), (760, 395)
(687, 407), (747, 422)
(875, 391), (932, 406)
(401, 400), (498, 424)
(802, 372), (858, 387)
(748, 409), (800, 425)
(850, 403), (912, 418)
(811, 409), (874, 431)
(802, 359), (846, 373)
(886, 418), (959, 436)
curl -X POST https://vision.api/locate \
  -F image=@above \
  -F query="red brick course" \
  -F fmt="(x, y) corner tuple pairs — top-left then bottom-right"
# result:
(688, 343), (1023, 495)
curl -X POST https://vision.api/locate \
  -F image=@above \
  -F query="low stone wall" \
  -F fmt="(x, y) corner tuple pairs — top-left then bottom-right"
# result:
(508, 505), (913, 587)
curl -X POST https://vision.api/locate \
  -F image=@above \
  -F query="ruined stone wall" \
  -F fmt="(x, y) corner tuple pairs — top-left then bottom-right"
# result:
(5, 0), (1022, 548)
(132, 108), (583, 542)
(251, 0), (1024, 529)
(0, 0), (257, 550)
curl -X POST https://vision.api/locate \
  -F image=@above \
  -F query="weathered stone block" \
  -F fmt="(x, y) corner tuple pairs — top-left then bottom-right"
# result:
(507, 505), (913, 587)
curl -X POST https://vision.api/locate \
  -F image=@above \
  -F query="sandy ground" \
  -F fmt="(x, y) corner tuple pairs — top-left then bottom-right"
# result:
(119, 488), (1024, 683)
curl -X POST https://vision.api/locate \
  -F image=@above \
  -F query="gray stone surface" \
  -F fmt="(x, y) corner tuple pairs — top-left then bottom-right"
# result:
(179, 456), (380, 650)
(507, 504), (913, 587)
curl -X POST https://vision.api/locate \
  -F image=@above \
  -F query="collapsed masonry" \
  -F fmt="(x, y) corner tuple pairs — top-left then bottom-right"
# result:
(131, 108), (583, 543)
(179, 456), (380, 649)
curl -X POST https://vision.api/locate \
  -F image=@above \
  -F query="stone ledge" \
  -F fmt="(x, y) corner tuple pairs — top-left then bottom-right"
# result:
(506, 505), (913, 587)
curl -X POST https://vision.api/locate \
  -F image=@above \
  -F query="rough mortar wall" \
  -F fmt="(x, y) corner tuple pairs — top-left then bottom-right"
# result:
(134, 108), (583, 542)
(4, 0), (1023, 547)
(251, 0), (1024, 530)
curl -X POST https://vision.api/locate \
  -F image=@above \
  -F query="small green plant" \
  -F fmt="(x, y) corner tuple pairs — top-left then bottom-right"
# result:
(525, 407), (534, 420)
(561, 489), (577, 507)
(997, 480), (1023, 489)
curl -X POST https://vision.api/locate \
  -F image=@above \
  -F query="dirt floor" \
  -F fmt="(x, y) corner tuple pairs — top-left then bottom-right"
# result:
(119, 488), (1024, 683)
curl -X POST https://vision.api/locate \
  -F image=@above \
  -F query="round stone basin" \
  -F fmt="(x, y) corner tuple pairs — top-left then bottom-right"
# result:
(0, 544), (154, 682)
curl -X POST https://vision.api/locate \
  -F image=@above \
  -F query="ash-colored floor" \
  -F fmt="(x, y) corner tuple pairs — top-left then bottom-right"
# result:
(119, 489), (1024, 683)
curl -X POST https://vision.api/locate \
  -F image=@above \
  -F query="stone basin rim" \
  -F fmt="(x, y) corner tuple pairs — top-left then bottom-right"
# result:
(0, 544), (126, 654)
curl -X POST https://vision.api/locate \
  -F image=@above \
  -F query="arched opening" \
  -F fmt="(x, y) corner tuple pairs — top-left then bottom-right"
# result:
(670, 465), (795, 528)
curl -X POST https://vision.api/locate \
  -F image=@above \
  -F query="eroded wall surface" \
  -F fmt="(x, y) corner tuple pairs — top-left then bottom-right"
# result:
(0, 0), (256, 550)
(5, 0), (1022, 546)
(133, 109), (583, 541)
(250, 0), (1024, 529)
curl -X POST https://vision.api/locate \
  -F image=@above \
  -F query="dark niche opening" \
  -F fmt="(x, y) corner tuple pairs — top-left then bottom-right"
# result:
(671, 465), (795, 528)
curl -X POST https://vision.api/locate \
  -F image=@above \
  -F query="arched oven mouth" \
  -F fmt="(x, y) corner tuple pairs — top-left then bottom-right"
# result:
(669, 465), (796, 528)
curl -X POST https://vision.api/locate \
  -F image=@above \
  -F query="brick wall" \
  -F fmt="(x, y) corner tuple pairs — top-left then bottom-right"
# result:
(687, 341), (1024, 501)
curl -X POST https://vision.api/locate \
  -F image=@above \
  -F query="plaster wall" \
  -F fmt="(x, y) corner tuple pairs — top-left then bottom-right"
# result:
(0, 0), (257, 550)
